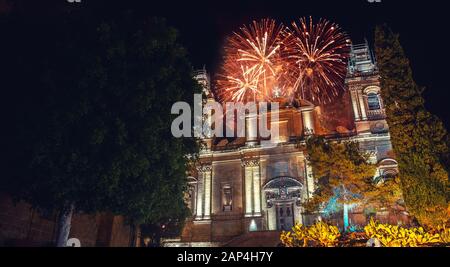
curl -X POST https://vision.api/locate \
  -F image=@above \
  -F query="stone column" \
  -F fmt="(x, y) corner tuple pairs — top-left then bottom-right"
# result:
(243, 165), (253, 216)
(245, 112), (258, 146)
(242, 159), (260, 217)
(253, 165), (261, 216)
(304, 158), (315, 199)
(195, 172), (204, 220)
(204, 178), (211, 219)
(358, 90), (367, 120)
(299, 101), (315, 136)
(267, 203), (277, 230)
(302, 109), (315, 135)
(294, 204), (303, 226)
(195, 163), (212, 220)
(203, 164), (212, 220)
(350, 89), (361, 121)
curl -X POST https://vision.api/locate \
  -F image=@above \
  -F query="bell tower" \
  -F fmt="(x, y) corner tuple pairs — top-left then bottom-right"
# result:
(346, 41), (388, 135)
(194, 68), (215, 150)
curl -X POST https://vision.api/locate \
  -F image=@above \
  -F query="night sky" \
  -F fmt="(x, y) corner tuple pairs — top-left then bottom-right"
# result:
(157, 0), (450, 128)
(1, 0), (449, 127)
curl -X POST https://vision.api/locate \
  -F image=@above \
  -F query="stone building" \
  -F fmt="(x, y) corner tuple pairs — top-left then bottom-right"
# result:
(171, 42), (408, 247)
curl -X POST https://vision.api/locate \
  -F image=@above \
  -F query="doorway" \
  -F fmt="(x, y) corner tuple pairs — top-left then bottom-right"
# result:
(276, 202), (294, 231)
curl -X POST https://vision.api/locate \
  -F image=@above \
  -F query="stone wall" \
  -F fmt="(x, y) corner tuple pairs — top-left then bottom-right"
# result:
(180, 221), (212, 242)
(0, 193), (133, 247)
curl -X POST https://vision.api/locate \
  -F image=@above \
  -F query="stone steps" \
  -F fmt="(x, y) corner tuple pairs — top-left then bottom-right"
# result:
(223, 231), (282, 247)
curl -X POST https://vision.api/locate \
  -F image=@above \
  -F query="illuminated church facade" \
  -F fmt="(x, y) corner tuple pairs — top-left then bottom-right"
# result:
(171, 42), (406, 246)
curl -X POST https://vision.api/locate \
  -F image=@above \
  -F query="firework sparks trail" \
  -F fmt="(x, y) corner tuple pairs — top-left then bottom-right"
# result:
(283, 17), (351, 103)
(222, 63), (262, 102)
(216, 17), (351, 105)
(216, 19), (287, 103)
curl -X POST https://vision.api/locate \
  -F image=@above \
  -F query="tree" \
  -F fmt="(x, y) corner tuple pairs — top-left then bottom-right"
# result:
(363, 175), (403, 214)
(374, 25), (449, 227)
(139, 217), (185, 247)
(304, 136), (376, 231)
(0, 8), (200, 246)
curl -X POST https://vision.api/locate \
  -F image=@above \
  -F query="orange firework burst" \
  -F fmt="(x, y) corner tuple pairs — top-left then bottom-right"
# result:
(216, 17), (351, 104)
(216, 19), (287, 103)
(283, 17), (351, 103)
(220, 62), (262, 102)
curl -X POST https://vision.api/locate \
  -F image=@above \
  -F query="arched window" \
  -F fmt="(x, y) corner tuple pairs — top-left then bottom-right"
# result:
(367, 92), (381, 110)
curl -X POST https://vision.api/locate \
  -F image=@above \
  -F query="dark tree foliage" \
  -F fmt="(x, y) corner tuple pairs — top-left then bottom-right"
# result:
(375, 25), (449, 227)
(139, 218), (185, 247)
(0, 6), (200, 245)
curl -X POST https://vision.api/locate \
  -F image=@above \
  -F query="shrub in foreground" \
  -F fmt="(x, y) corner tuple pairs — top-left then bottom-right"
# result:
(280, 219), (450, 247)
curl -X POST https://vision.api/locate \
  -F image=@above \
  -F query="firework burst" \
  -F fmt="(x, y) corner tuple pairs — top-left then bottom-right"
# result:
(216, 17), (351, 105)
(216, 19), (287, 103)
(283, 17), (351, 103)
(218, 63), (262, 102)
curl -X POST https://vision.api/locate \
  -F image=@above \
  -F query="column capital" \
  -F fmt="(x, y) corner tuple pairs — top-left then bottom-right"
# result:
(349, 84), (363, 91)
(196, 163), (212, 173)
(241, 158), (260, 167)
